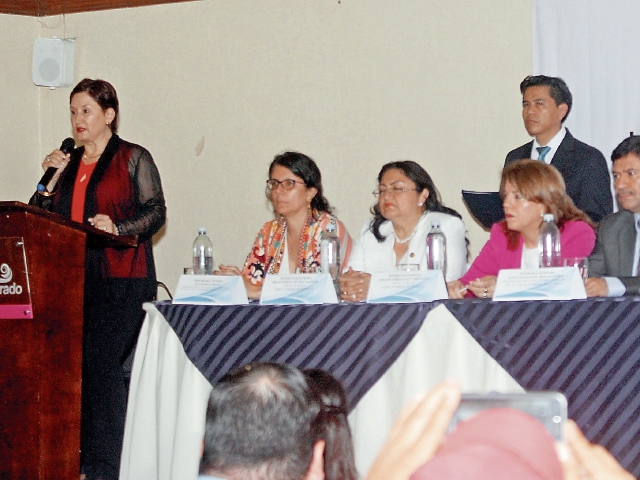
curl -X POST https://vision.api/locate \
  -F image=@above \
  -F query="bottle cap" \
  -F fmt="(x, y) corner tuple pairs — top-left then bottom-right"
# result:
(542, 214), (554, 222)
(326, 223), (337, 233)
(198, 227), (207, 234)
(431, 221), (441, 228)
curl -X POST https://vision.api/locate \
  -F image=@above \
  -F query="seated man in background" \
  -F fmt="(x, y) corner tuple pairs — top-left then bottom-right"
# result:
(587, 135), (640, 296)
(505, 75), (612, 223)
(199, 362), (325, 480)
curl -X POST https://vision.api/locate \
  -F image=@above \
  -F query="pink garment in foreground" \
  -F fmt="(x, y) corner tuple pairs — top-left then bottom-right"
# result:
(410, 407), (563, 480)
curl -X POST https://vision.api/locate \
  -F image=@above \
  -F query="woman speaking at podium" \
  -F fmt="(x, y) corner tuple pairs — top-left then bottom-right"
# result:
(30, 78), (166, 480)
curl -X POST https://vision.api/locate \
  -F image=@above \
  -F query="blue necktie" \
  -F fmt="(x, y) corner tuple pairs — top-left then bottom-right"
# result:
(537, 146), (551, 162)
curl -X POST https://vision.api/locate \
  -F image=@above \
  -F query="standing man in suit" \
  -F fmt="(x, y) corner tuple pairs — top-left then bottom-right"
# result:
(505, 75), (613, 223)
(586, 136), (640, 297)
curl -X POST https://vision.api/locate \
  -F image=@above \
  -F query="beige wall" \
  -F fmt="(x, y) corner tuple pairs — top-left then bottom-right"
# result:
(0, 1), (532, 297)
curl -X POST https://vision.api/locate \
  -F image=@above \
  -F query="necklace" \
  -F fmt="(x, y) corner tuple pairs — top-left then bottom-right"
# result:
(83, 148), (104, 163)
(278, 210), (314, 273)
(392, 213), (426, 244)
(296, 210), (313, 272)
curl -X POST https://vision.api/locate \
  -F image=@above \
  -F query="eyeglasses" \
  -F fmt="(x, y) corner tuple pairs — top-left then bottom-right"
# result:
(266, 179), (306, 191)
(372, 187), (420, 198)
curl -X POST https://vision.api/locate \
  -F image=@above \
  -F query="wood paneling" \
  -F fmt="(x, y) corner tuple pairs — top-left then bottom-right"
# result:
(0, 0), (194, 17)
(0, 203), (85, 479)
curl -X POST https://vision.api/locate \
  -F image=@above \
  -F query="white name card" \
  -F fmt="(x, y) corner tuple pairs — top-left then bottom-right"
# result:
(367, 270), (448, 303)
(173, 275), (249, 305)
(493, 267), (586, 301)
(260, 273), (338, 305)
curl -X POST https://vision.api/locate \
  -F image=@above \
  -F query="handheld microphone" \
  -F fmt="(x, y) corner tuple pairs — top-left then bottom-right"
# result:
(36, 137), (76, 192)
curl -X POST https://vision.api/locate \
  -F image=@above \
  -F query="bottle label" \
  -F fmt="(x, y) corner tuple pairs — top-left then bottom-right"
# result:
(320, 238), (340, 281)
(193, 256), (214, 275)
(426, 233), (447, 274)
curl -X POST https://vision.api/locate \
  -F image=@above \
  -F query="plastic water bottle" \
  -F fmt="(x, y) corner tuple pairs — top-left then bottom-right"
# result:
(193, 228), (214, 275)
(538, 213), (562, 267)
(321, 223), (341, 296)
(426, 221), (447, 274)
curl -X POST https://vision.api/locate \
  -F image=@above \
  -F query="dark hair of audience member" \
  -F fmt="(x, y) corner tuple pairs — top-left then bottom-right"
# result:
(369, 160), (463, 243)
(611, 135), (640, 161)
(70, 78), (120, 134)
(268, 151), (333, 214)
(499, 159), (594, 250)
(201, 362), (320, 480)
(305, 369), (358, 480)
(519, 75), (572, 122)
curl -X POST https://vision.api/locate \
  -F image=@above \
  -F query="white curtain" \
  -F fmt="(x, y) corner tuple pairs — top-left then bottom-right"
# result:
(533, 0), (640, 164)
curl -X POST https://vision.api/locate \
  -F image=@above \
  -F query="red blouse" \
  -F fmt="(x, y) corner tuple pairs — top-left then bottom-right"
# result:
(71, 160), (98, 222)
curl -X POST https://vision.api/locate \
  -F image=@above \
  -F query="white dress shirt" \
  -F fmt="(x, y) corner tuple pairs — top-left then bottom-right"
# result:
(531, 126), (567, 164)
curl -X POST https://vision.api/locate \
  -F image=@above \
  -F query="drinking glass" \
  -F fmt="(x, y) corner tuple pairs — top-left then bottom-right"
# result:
(564, 257), (588, 281)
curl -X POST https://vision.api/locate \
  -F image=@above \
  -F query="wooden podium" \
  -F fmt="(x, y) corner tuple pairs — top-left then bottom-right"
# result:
(0, 201), (136, 479)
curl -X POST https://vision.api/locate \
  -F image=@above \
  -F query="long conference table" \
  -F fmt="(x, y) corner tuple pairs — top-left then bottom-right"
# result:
(120, 297), (640, 479)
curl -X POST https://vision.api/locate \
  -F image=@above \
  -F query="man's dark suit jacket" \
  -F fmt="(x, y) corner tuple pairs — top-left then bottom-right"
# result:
(505, 129), (613, 223)
(589, 209), (640, 295)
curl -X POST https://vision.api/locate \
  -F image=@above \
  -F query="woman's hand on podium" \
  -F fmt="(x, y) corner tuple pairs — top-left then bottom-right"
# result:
(88, 214), (117, 235)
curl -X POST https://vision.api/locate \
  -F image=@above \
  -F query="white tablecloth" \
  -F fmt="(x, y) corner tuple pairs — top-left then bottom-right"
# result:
(120, 303), (522, 480)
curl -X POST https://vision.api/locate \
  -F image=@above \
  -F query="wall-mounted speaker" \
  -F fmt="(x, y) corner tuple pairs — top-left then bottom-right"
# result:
(32, 38), (75, 88)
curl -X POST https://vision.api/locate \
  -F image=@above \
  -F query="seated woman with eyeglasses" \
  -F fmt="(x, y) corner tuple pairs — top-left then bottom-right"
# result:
(340, 161), (467, 302)
(216, 151), (352, 299)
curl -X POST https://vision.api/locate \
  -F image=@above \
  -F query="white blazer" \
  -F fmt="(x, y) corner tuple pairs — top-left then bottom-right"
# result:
(347, 212), (467, 281)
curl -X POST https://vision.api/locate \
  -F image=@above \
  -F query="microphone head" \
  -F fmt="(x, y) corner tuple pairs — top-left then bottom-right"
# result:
(60, 137), (75, 154)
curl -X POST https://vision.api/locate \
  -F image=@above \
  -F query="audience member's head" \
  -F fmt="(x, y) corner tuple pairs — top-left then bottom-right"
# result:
(200, 362), (324, 480)
(305, 369), (358, 480)
(410, 408), (563, 480)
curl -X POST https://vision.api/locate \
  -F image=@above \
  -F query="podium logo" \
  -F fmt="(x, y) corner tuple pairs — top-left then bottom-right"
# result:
(0, 263), (22, 295)
(0, 264), (12, 283)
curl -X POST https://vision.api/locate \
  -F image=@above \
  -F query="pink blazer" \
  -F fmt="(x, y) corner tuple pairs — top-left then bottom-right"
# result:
(460, 220), (596, 286)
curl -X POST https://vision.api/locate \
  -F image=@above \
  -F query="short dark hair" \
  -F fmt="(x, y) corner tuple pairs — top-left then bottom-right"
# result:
(70, 78), (120, 133)
(304, 369), (357, 480)
(370, 160), (463, 242)
(612, 135), (640, 162)
(201, 363), (319, 480)
(520, 75), (572, 122)
(268, 151), (333, 214)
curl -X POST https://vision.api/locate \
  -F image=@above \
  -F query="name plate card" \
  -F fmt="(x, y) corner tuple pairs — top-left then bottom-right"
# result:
(367, 270), (448, 303)
(173, 275), (249, 305)
(260, 273), (338, 305)
(493, 267), (586, 302)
